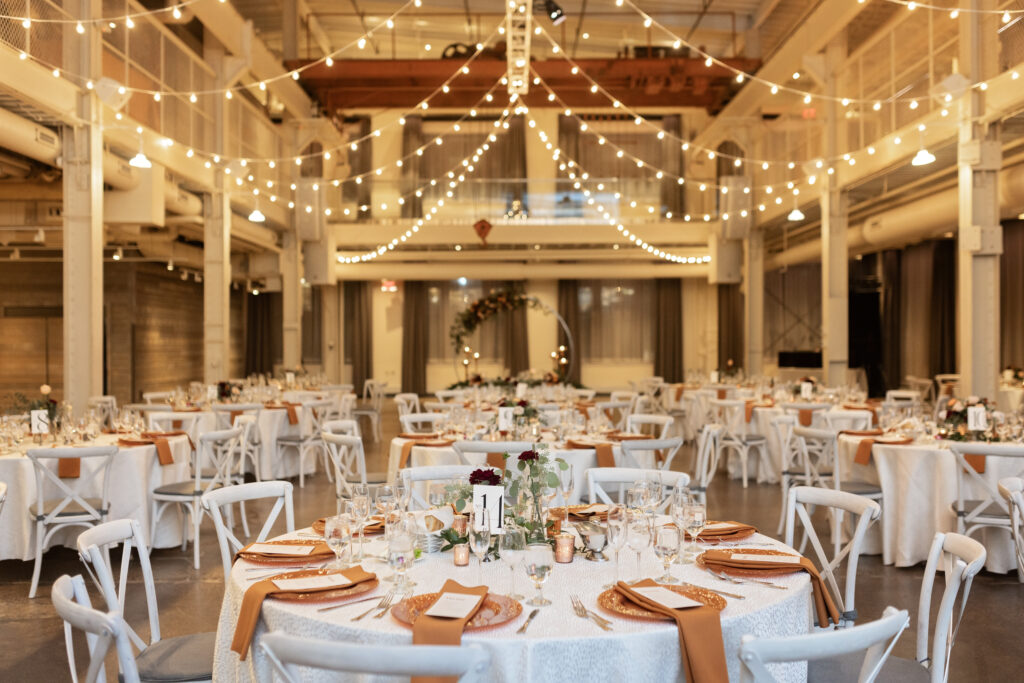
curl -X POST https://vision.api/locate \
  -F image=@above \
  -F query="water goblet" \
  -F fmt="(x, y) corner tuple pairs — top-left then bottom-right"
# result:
(500, 523), (526, 600)
(376, 485), (396, 516)
(387, 526), (416, 595)
(558, 466), (575, 525)
(603, 504), (627, 589)
(683, 502), (707, 563)
(523, 543), (554, 606)
(350, 487), (371, 561)
(469, 508), (491, 586)
(653, 525), (680, 583)
(626, 511), (652, 583)
(324, 514), (352, 569)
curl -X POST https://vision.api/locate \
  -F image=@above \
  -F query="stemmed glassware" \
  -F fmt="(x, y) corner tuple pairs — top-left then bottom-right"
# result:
(683, 501), (707, 563)
(653, 525), (680, 583)
(523, 543), (554, 606)
(376, 485), (396, 517)
(603, 504), (627, 588)
(558, 466), (575, 525)
(324, 514), (352, 569)
(386, 513), (416, 594)
(350, 484), (370, 561)
(394, 479), (411, 512)
(500, 523), (526, 600)
(469, 508), (491, 586)
(626, 510), (652, 583)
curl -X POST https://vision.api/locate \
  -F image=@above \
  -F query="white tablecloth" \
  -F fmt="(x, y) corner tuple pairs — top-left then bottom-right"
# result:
(836, 435), (1019, 572)
(0, 433), (191, 561)
(213, 530), (813, 682)
(998, 386), (1023, 413)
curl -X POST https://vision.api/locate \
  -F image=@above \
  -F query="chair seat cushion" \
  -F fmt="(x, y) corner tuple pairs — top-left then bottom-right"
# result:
(35, 498), (106, 519)
(136, 631), (216, 682)
(276, 434), (308, 444)
(809, 652), (928, 683)
(950, 500), (1010, 524)
(152, 481), (201, 497)
(840, 481), (883, 496)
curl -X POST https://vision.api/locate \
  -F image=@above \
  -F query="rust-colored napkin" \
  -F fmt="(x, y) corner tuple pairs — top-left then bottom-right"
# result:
(231, 565), (376, 659)
(574, 401), (594, 418)
(615, 579), (727, 683)
(398, 432), (441, 440)
(716, 389), (727, 400)
(843, 403), (879, 427)
(265, 402), (300, 425)
(412, 580), (489, 683)
(848, 434), (912, 465)
(118, 437), (174, 466)
(798, 409), (815, 427)
(233, 538), (336, 564)
(142, 430), (195, 451)
(566, 439), (616, 467)
(675, 384), (685, 402)
(398, 438), (455, 469)
(485, 452), (506, 469)
(57, 455), (80, 479)
(964, 453), (988, 474)
(684, 520), (757, 542)
(701, 550), (840, 627)
(744, 400), (775, 423)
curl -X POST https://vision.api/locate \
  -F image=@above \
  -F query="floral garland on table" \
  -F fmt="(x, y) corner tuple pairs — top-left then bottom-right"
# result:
(497, 397), (539, 420)
(449, 287), (543, 354)
(936, 397), (1000, 442)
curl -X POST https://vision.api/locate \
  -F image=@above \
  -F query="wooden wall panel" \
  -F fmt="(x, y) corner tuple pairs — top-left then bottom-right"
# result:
(132, 266), (204, 395)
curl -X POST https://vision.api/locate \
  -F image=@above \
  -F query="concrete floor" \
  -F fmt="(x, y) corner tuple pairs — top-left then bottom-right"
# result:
(2, 405), (1021, 681)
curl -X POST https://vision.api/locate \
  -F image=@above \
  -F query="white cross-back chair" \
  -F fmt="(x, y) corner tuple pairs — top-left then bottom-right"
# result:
(885, 389), (921, 403)
(905, 376), (935, 403)
(811, 532), (985, 683)
(76, 518), (215, 682)
(124, 403), (172, 415)
(148, 412), (202, 449)
(771, 415), (801, 534)
(822, 409), (873, 432)
(201, 481), (295, 582)
(338, 393), (357, 420)
(570, 388), (596, 401)
(399, 465), (500, 511)
(324, 418), (361, 437)
(322, 433), (368, 511)
(422, 401), (453, 414)
(275, 399), (332, 488)
(212, 404), (263, 481)
(587, 468), (690, 513)
(998, 477), (1024, 582)
(400, 412), (447, 434)
(353, 380), (386, 442)
(712, 399), (770, 488)
(88, 396), (118, 430)
(690, 424), (723, 504)
(625, 414), (673, 439)
(52, 574), (140, 683)
(394, 393), (421, 417)
(320, 384), (354, 421)
(435, 389), (465, 403)
(785, 486), (881, 628)
(618, 436), (684, 471)
(793, 426), (842, 491)
(151, 427), (242, 569)
(142, 391), (173, 405)
(0, 480), (6, 518)
(26, 445), (118, 598)
(740, 606), (909, 683)
(451, 440), (534, 467)
(261, 634), (491, 683)
(609, 390), (637, 411)
(949, 442), (1024, 542)
(594, 401), (631, 430)
(934, 374), (960, 397)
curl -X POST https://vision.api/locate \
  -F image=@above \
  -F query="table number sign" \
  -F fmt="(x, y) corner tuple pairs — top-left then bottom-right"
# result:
(285, 372), (295, 386)
(472, 484), (505, 533)
(515, 382), (527, 399)
(207, 385), (217, 402)
(800, 382), (814, 399)
(710, 370), (720, 383)
(498, 407), (514, 432)
(30, 410), (49, 435)
(967, 405), (988, 431)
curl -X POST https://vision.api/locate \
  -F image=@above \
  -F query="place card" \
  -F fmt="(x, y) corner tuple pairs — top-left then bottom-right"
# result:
(472, 484), (505, 533)
(425, 592), (482, 619)
(247, 543), (316, 556)
(271, 574), (352, 591)
(574, 504), (609, 515)
(967, 405), (988, 431)
(705, 522), (738, 531)
(632, 586), (702, 610)
(30, 410), (49, 435)
(730, 553), (800, 564)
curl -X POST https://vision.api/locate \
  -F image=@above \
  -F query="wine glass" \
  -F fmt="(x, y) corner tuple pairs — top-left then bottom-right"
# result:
(558, 465), (575, 525)
(626, 510), (651, 583)
(324, 514), (352, 569)
(469, 508), (491, 586)
(500, 523), (526, 600)
(523, 543), (554, 606)
(653, 525), (680, 583)
(387, 523), (416, 595)
(683, 501), (707, 563)
(603, 504), (627, 589)
(626, 485), (646, 513)
(394, 479), (411, 512)
(350, 486), (371, 561)
(376, 485), (396, 516)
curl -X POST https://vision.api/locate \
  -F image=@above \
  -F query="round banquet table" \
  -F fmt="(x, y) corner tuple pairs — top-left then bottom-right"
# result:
(0, 432), (192, 562)
(189, 407), (298, 480)
(836, 434), (1018, 572)
(212, 529), (813, 682)
(997, 385), (1024, 413)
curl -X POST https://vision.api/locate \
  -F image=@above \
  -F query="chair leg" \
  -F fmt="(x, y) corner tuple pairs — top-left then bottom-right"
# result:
(740, 446), (749, 489)
(191, 501), (201, 570)
(776, 476), (790, 535)
(28, 522), (44, 598)
(298, 445), (306, 488)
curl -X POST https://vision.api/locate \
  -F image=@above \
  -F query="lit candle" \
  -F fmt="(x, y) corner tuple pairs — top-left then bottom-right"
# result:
(554, 533), (575, 563)
(453, 544), (470, 566)
(452, 514), (468, 535)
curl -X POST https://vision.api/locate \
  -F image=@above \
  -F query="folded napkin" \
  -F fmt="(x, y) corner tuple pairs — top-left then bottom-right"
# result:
(964, 453), (988, 474)
(398, 432), (442, 440)
(843, 403), (879, 427)
(234, 538), (336, 564)
(568, 503), (610, 520)
(674, 384), (685, 402)
(701, 550), (840, 627)
(142, 430), (195, 451)
(265, 402), (300, 425)
(716, 389), (727, 400)
(485, 452), (505, 469)
(744, 400), (774, 423)
(398, 438), (455, 469)
(685, 521), (757, 542)
(57, 455), (80, 479)
(606, 431), (651, 442)
(231, 565), (376, 659)
(574, 401), (594, 418)
(615, 579), (727, 683)
(848, 433), (913, 465)
(412, 580), (488, 683)
(117, 437), (174, 466)
(798, 409), (815, 427)
(565, 439), (615, 467)
(313, 516), (386, 536)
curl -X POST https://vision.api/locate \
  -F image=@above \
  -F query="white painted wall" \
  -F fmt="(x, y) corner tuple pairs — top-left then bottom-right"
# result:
(372, 282), (404, 390)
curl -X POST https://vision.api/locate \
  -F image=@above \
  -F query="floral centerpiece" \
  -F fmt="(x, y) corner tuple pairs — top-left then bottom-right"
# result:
(936, 396), (1000, 442)
(8, 384), (59, 424)
(497, 397), (538, 420)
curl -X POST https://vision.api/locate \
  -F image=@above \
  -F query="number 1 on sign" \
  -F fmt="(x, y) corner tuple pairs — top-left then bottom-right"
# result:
(473, 484), (504, 533)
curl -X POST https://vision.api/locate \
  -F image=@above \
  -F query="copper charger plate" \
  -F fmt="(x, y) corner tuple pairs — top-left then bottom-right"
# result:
(684, 522), (756, 544)
(391, 593), (523, 631)
(270, 569), (379, 604)
(311, 517), (385, 536)
(696, 547), (803, 578)
(237, 540), (334, 567)
(598, 583), (726, 621)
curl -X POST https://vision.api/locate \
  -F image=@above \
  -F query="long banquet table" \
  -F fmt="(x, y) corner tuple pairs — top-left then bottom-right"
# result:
(0, 432), (192, 561)
(212, 528), (813, 682)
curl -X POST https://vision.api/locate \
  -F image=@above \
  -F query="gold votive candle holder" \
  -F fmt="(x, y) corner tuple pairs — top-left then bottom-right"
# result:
(453, 544), (470, 566)
(554, 533), (575, 563)
(452, 514), (468, 535)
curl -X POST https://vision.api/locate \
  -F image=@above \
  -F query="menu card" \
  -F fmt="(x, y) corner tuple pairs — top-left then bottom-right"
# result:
(247, 543), (316, 556)
(632, 586), (702, 610)
(425, 592), (482, 619)
(730, 553), (800, 564)
(271, 574), (353, 591)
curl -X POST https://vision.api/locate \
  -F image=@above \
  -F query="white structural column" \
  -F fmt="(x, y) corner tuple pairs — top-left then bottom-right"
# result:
(956, 1), (1001, 399)
(62, 0), (104, 412)
(744, 230), (764, 375)
(820, 37), (849, 386)
(370, 111), (404, 220)
(281, 232), (303, 369)
(526, 109), (558, 218)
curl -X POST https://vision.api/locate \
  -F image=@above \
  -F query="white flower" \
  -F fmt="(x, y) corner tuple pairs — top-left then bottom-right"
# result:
(39, 384), (52, 396)
(967, 395), (980, 404)
(938, 410), (947, 419)
(513, 406), (524, 416)
(952, 401), (963, 412)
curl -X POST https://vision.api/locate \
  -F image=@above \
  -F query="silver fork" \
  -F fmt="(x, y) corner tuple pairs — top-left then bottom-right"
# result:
(371, 591), (397, 619)
(352, 591), (394, 621)
(710, 568), (788, 591)
(570, 594), (612, 631)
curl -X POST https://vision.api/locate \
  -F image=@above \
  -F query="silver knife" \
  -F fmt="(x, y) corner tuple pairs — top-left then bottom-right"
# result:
(516, 608), (540, 634)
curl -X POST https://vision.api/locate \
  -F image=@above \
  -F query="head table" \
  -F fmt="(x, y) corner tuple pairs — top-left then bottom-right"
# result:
(212, 527), (813, 682)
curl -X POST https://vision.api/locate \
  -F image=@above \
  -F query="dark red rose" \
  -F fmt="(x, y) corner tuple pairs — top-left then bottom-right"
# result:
(518, 450), (538, 461)
(517, 400), (528, 408)
(469, 468), (501, 486)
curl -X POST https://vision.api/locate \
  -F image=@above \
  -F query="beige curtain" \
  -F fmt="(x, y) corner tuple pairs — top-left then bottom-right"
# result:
(401, 281), (427, 394)
(654, 279), (683, 382)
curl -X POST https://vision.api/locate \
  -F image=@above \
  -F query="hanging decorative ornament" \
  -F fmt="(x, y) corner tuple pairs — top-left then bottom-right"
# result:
(473, 218), (492, 247)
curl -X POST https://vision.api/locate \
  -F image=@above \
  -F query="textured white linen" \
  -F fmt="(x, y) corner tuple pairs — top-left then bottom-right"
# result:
(0, 433), (191, 561)
(213, 531), (812, 683)
(836, 435), (1019, 572)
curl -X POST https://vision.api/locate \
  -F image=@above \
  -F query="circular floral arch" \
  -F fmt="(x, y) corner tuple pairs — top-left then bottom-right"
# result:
(449, 287), (575, 382)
